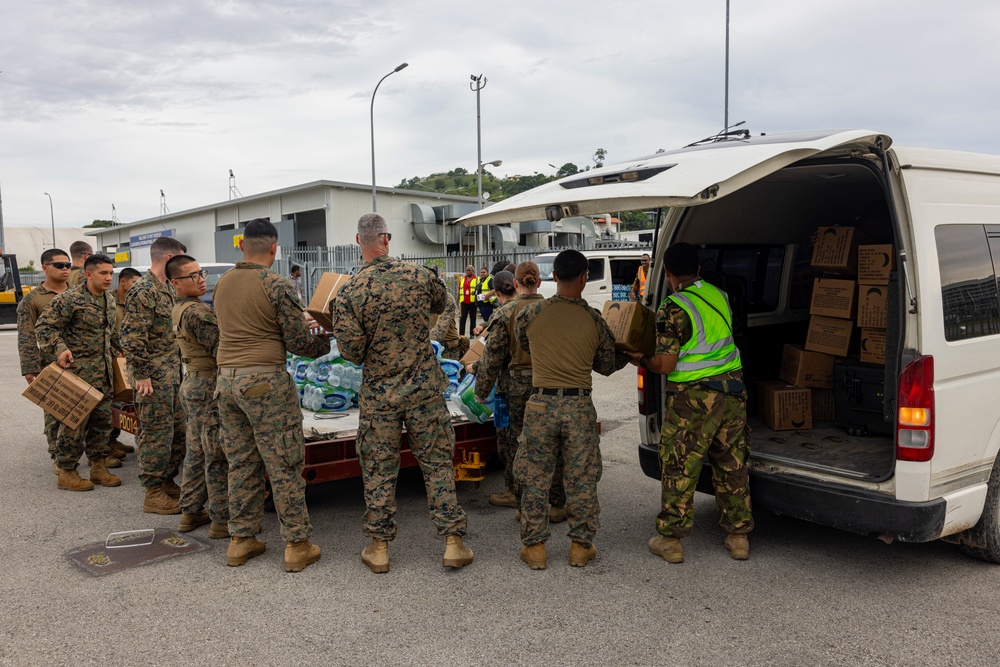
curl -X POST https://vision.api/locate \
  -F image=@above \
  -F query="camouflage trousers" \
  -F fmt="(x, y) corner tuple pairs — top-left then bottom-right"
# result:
(657, 389), (753, 538)
(179, 375), (229, 524)
(503, 384), (566, 506)
(217, 370), (311, 542)
(55, 391), (112, 470)
(135, 383), (186, 487)
(356, 395), (467, 541)
(438, 338), (470, 362)
(44, 412), (59, 458)
(514, 394), (601, 547)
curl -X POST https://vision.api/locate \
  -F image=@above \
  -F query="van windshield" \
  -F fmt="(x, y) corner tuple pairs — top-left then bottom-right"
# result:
(532, 257), (556, 281)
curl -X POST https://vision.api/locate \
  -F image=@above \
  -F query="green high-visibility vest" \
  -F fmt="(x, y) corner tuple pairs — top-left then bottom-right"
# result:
(664, 280), (742, 383)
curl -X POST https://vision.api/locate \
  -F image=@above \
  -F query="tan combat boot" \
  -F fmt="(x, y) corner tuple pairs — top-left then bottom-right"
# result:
(226, 536), (266, 567)
(208, 522), (230, 539)
(109, 442), (129, 460)
(361, 539), (390, 573)
(520, 543), (546, 570)
(442, 535), (474, 569)
(178, 511), (210, 532)
(724, 534), (750, 561)
(163, 479), (181, 499)
(569, 541), (596, 567)
(89, 460), (122, 487)
(143, 483), (180, 515)
(549, 505), (567, 523)
(488, 489), (518, 508)
(285, 540), (322, 572)
(113, 441), (135, 454)
(57, 468), (95, 492)
(648, 535), (684, 564)
(52, 460), (59, 475)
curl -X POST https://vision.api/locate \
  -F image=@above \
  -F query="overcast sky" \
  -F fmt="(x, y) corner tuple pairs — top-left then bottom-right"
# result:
(2, 0), (999, 229)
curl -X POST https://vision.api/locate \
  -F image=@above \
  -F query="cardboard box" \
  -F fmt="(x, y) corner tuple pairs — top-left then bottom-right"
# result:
(812, 388), (836, 421)
(858, 244), (895, 285)
(601, 301), (656, 357)
(805, 315), (853, 357)
(857, 284), (888, 329)
(810, 226), (868, 275)
(305, 273), (351, 331)
(860, 328), (887, 365)
(780, 344), (835, 389)
(809, 278), (856, 319)
(22, 362), (103, 429)
(112, 357), (133, 401)
(758, 380), (813, 431)
(461, 334), (487, 366)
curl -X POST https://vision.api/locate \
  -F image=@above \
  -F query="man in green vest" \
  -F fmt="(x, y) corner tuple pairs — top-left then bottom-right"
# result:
(627, 242), (753, 563)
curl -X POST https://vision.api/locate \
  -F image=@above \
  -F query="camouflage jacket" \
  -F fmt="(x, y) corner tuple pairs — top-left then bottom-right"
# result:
(329, 254), (448, 409)
(430, 288), (460, 347)
(67, 266), (86, 288)
(474, 294), (543, 400)
(35, 283), (122, 389)
(17, 284), (65, 376)
(176, 296), (219, 367)
(121, 270), (181, 385)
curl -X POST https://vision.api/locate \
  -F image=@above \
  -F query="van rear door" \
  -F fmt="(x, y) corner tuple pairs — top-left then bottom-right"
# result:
(459, 130), (890, 227)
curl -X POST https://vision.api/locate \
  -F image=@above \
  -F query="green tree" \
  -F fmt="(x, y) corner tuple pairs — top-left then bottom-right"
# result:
(556, 163), (579, 178)
(83, 219), (114, 228)
(18, 259), (37, 273)
(593, 148), (607, 168)
(618, 210), (656, 231)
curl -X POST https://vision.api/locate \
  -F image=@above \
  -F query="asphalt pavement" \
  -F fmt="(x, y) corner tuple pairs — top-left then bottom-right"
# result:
(0, 325), (998, 666)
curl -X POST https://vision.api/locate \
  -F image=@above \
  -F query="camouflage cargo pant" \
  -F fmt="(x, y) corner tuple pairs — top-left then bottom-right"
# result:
(356, 396), (467, 540)
(438, 338), (468, 362)
(44, 412), (59, 458)
(217, 370), (311, 542)
(514, 394), (601, 547)
(179, 375), (229, 524)
(657, 388), (753, 538)
(504, 384), (565, 506)
(135, 383), (186, 487)
(55, 390), (112, 470)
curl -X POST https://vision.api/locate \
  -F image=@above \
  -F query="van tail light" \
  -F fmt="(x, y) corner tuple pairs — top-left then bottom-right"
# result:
(637, 367), (653, 415)
(896, 355), (934, 462)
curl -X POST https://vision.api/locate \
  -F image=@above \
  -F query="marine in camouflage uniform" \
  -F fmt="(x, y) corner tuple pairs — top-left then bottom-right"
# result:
(67, 265), (86, 288)
(121, 271), (185, 488)
(173, 295), (229, 527)
(214, 262), (329, 543)
(513, 294), (628, 555)
(329, 255), (468, 543)
(17, 285), (65, 459)
(652, 282), (753, 541)
(35, 283), (121, 471)
(430, 287), (468, 361)
(473, 293), (565, 507)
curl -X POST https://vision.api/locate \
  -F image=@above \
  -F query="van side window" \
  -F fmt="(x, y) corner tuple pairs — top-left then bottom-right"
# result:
(936, 225), (1000, 341)
(588, 259), (605, 281)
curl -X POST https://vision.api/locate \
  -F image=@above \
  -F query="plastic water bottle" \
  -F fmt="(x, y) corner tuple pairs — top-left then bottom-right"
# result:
(493, 394), (510, 428)
(328, 366), (342, 389)
(439, 359), (462, 380)
(329, 339), (340, 359)
(431, 341), (443, 358)
(454, 374), (495, 423)
(316, 363), (332, 384)
(295, 360), (310, 383)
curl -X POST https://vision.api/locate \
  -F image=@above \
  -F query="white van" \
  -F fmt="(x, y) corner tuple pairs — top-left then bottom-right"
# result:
(461, 129), (1000, 562)
(115, 263), (234, 305)
(532, 248), (650, 309)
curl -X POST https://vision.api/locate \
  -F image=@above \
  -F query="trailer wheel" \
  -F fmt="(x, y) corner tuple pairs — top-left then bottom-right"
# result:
(959, 455), (1000, 563)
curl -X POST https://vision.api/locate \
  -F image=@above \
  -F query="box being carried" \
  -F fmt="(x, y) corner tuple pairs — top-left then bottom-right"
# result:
(306, 273), (351, 332)
(809, 278), (856, 319)
(811, 226), (868, 275)
(460, 334), (488, 367)
(601, 301), (656, 357)
(22, 362), (104, 429)
(858, 245), (895, 285)
(112, 357), (133, 401)
(758, 380), (812, 431)
(780, 344), (835, 389)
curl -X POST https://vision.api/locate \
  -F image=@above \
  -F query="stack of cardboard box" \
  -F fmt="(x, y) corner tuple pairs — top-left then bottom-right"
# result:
(857, 245), (894, 364)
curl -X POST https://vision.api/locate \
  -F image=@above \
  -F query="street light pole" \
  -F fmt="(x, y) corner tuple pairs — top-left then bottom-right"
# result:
(470, 74), (488, 257)
(43, 192), (55, 247)
(370, 62), (408, 213)
(724, 0), (730, 133)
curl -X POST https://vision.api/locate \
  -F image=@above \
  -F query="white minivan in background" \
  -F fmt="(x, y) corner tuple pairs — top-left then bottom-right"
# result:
(532, 248), (650, 309)
(461, 129), (1000, 563)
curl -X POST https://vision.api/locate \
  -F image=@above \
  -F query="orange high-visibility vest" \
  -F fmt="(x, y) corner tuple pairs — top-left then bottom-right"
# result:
(636, 266), (647, 299)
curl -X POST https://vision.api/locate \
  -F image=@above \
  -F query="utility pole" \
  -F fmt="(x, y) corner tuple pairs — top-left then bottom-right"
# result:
(0, 181), (5, 253)
(724, 0), (730, 133)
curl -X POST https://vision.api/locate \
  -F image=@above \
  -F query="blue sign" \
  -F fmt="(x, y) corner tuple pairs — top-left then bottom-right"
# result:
(130, 229), (174, 249)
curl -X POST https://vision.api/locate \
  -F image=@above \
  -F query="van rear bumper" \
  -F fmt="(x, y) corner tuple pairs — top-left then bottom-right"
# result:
(638, 443), (946, 543)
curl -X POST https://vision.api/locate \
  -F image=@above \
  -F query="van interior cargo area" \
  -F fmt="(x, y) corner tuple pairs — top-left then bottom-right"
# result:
(673, 159), (899, 482)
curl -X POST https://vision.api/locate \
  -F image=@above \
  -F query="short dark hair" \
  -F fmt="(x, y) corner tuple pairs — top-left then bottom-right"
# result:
(243, 218), (278, 254)
(41, 248), (69, 264)
(166, 254), (199, 280)
(84, 254), (114, 272)
(553, 249), (588, 281)
(69, 241), (93, 260)
(149, 236), (187, 262)
(493, 270), (516, 296)
(119, 267), (142, 284)
(663, 242), (700, 277)
(490, 259), (509, 275)
(291, 264), (302, 274)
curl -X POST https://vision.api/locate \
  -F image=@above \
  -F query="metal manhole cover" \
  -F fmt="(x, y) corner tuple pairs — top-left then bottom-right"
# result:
(67, 530), (209, 576)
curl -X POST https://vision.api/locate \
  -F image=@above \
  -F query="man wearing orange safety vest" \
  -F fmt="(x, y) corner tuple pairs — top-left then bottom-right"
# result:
(458, 265), (478, 336)
(631, 253), (650, 302)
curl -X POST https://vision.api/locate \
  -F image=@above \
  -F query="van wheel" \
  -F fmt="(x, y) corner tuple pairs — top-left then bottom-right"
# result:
(958, 456), (1000, 563)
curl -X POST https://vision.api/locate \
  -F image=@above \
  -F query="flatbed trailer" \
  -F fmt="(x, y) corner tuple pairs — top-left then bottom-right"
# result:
(111, 399), (498, 484)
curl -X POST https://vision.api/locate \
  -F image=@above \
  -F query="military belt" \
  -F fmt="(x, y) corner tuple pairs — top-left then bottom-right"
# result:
(509, 369), (533, 377)
(218, 365), (285, 377)
(533, 388), (592, 397)
(186, 369), (217, 378)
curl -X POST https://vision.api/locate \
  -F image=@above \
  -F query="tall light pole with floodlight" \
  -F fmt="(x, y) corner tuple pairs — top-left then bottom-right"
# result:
(43, 192), (55, 246)
(470, 73), (490, 255)
(370, 62), (408, 213)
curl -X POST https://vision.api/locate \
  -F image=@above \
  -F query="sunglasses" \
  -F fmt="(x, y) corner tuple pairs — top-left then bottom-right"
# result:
(46, 262), (72, 270)
(379, 232), (392, 241)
